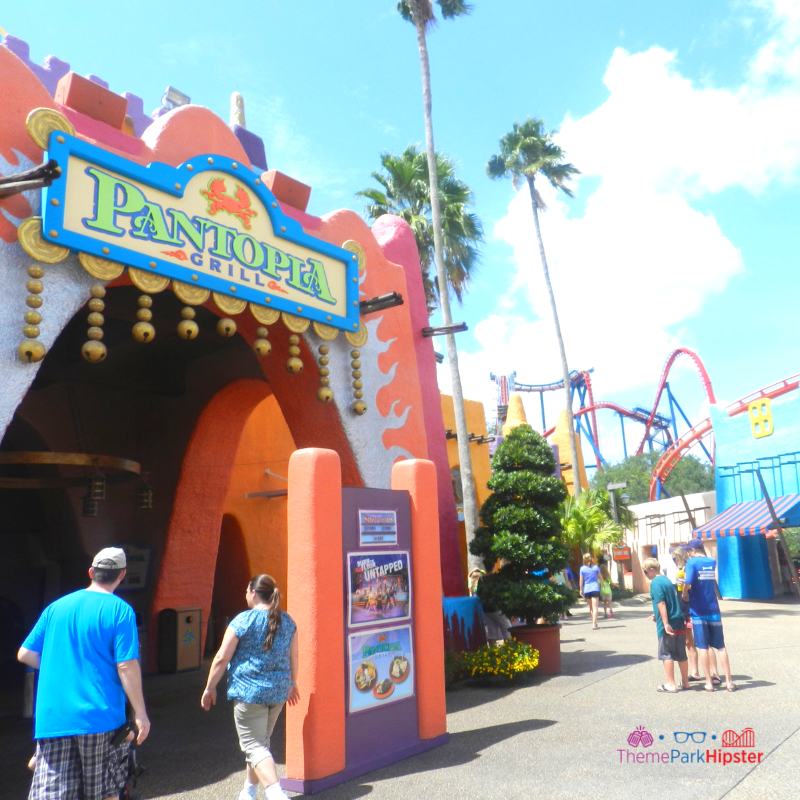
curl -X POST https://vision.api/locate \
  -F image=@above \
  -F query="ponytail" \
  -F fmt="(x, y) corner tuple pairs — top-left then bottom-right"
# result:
(248, 574), (283, 652)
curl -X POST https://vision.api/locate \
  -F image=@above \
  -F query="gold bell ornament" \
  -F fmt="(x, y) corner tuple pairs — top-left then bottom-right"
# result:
(217, 317), (237, 338)
(316, 344), (333, 403)
(253, 327), (271, 357)
(132, 294), (155, 343)
(177, 307), (199, 340)
(18, 264), (47, 363)
(350, 349), (366, 414)
(285, 334), (303, 374)
(81, 284), (108, 362)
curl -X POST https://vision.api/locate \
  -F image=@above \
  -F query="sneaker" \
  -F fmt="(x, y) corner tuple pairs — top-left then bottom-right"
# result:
(265, 783), (289, 800)
(238, 785), (257, 800)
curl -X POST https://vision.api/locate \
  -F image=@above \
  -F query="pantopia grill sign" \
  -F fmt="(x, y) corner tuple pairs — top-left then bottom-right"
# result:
(42, 133), (360, 331)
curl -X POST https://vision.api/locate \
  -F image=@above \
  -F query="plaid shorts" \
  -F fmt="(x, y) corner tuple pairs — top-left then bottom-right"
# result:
(29, 732), (130, 800)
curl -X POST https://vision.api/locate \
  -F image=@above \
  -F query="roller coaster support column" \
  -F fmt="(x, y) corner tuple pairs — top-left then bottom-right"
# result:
(620, 414), (628, 460)
(608, 482), (628, 591)
(575, 415), (605, 469)
(666, 382), (679, 443)
(540, 393), (546, 434)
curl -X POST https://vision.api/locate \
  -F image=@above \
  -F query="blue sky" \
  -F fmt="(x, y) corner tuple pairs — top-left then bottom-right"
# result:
(3, 0), (799, 466)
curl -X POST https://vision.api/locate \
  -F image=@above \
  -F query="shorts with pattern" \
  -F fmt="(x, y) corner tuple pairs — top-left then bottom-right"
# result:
(657, 629), (687, 661)
(29, 732), (130, 800)
(691, 615), (725, 650)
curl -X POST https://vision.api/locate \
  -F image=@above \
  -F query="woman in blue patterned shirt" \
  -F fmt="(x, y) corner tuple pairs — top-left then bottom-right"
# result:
(201, 575), (299, 800)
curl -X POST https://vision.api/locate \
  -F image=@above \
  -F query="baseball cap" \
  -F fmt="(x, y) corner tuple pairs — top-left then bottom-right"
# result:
(685, 538), (704, 550)
(92, 547), (127, 569)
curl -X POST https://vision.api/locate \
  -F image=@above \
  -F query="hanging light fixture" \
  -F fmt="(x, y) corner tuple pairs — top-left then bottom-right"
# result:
(82, 493), (98, 517)
(137, 473), (153, 510)
(89, 462), (106, 500)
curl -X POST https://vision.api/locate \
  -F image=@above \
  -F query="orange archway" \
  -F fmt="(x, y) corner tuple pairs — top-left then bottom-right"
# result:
(148, 378), (269, 666)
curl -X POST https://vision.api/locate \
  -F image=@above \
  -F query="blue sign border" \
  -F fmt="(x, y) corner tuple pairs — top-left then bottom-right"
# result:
(41, 132), (360, 331)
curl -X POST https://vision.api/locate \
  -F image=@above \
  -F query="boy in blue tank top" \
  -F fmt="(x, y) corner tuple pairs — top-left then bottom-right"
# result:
(684, 538), (736, 692)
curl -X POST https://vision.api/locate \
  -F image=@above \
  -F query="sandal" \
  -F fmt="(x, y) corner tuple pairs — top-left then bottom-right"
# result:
(711, 676), (722, 685)
(688, 674), (702, 682)
(657, 684), (679, 693)
(726, 682), (737, 692)
(704, 685), (715, 692)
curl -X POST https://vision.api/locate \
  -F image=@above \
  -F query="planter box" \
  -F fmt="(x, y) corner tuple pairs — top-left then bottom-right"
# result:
(511, 623), (561, 675)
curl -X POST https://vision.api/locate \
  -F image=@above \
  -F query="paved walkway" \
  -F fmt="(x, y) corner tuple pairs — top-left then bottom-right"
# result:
(2, 596), (798, 799)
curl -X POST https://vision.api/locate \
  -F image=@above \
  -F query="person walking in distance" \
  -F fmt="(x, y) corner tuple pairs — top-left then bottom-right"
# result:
(202, 574), (299, 800)
(684, 538), (736, 692)
(579, 553), (602, 630)
(17, 547), (150, 800)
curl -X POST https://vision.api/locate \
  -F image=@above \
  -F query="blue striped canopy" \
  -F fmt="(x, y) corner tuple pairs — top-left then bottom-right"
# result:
(693, 494), (800, 539)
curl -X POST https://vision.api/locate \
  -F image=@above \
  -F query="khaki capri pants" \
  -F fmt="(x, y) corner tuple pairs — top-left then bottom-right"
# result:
(233, 701), (286, 768)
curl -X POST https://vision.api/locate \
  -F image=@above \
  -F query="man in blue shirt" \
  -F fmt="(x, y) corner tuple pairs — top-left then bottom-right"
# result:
(18, 547), (151, 800)
(684, 538), (736, 692)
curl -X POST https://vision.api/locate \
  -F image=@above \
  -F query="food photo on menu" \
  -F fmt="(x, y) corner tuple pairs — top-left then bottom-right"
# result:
(348, 552), (410, 627)
(348, 625), (413, 713)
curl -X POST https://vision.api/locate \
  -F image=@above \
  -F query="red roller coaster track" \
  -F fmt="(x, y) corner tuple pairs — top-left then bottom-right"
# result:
(648, 373), (800, 501)
(542, 401), (675, 446)
(541, 349), (710, 462)
(526, 348), (800, 500)
(635, 348), (716, 456)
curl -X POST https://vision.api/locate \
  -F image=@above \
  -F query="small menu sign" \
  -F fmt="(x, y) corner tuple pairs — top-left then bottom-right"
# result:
(612, 545), (631, 561)
(359, 509), (397, 545)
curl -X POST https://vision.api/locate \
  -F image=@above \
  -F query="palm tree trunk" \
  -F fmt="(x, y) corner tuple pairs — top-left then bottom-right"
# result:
(414, 16), (481, 574)
(527, 176), (582, 497)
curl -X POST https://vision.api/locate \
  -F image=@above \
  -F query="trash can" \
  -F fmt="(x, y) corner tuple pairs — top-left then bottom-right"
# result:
(158, 607), (202, 672)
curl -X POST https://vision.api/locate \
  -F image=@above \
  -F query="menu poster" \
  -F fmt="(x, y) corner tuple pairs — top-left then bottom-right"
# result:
(347, 551), (411, 628)
(348, 625), (414, 713)
(358, 509), (397, 545)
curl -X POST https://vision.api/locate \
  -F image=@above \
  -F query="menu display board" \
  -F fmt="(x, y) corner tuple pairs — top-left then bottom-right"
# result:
(348, 625), (414, 713)
(347, 551), (411, 628)
(358, 509), (398, 545)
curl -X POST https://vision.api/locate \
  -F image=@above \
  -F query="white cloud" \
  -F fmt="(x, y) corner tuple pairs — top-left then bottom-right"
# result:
(244, 93), (353, 204)
(440, 0), (800, 458)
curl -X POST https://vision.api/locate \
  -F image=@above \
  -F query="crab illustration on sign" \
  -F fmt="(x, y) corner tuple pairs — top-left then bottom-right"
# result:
(200, 178), (257, 229)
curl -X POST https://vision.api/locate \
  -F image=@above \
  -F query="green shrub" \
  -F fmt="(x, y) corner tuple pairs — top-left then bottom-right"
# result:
(470, 424), (571, 624)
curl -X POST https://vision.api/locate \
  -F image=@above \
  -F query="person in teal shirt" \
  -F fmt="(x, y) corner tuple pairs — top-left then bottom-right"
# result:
(643, 558), (689, 693)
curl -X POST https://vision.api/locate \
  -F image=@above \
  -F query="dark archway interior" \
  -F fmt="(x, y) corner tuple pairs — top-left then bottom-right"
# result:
(206, 514), (252, 655)
(0, 286), (268, 710)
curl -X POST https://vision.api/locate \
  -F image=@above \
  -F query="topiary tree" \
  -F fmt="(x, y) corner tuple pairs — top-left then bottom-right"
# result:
(470, 424), (573, 625)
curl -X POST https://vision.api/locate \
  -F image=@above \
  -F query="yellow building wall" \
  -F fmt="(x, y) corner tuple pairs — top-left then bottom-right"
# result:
(551, 408), (589, 495)
(440, 394), (493, 576)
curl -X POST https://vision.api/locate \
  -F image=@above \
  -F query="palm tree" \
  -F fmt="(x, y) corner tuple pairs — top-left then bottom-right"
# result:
(398, 0), (482, 572)
(357, 145), (483, 313)
(486, 117), (582, 496)
(560, 489), (623, 555)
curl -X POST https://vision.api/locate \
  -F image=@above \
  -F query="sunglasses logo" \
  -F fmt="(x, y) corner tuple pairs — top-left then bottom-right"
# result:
(673, 732), (706, 744)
